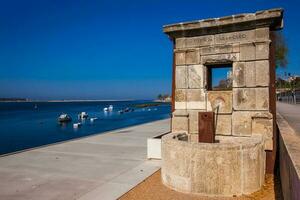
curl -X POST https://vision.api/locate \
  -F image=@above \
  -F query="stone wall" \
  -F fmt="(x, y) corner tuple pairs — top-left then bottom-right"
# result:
(171, 27), (273, 150)
(161, 133), (266, 196)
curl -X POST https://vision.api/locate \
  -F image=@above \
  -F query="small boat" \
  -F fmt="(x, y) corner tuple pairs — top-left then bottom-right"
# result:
(73, 122), (82, 128)
(90, 117), (98, 122)
(78, 112), (88, 119)
(58, 113), (72, 123)
(104, 105), (113, 112)
(34, 104), (38, 109)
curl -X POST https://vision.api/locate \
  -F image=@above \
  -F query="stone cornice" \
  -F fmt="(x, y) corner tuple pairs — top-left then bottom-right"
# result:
(163, 8), (283, 39)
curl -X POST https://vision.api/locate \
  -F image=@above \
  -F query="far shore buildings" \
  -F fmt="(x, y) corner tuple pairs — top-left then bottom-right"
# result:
(160, 8), (283, 197)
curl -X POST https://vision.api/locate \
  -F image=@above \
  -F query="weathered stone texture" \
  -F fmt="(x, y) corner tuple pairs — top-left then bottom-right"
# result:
(175, 89), (187, 109)
(200, 45), (233, 55)
(215, 114), (232, 135)
(252, 113), (273, 150)
(188, 65), (205, 88)
(176, 35), (214, 49)
(240, 43), (256, 61)
(233, 62), (256, 87)
(242, 143), (266, 193)
(255, 42), (270, 60)
(233, 88), (269, 110)
(172, 110), (189, 133)
(175, 50), (200, 65)
(175, 51), (186, 65)
(201, 53), (239, 64)
(232, 111), (253, 136)
(255, 28), (269, 42)
(233, 61), (269, 87)
(175, 66), (188, 89)
(215, 30), (255, 45)
(186, 50), (199, 64)
(232, 111), (273, 138)
(207, 91), (232, 113)
(162, 133), (265, 196)
(188, 110), (200, 134)
(186, 89), (206, 109)
(255, 60), (269, 86)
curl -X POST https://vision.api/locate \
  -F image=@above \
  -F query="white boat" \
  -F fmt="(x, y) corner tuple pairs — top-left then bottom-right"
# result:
(90, 117), (98, 122)
(73, 122), (82, 128)
(58, 113), (72, 123)
(78, 112), (88, 119)
(104, 105), (113, 112)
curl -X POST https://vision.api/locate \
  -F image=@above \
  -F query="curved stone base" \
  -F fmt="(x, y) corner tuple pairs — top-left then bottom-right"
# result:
(161, 133), (265, 197)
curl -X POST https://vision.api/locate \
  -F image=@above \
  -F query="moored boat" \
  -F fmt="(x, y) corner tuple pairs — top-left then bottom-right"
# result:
(58, 113), (72, 123)
(78, 112), (88, 119)
(73, 122), (82, 128)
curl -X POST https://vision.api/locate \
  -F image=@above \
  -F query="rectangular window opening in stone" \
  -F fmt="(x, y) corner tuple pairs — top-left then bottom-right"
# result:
(207, 64), (232, 91)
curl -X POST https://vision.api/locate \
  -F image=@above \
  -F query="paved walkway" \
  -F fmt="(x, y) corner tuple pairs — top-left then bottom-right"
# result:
(277, 102), (300, 135)
(0, 119), (170, 200)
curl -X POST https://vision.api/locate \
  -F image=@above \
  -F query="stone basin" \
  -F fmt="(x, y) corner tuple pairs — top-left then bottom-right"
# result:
(161, 133), (266, 197)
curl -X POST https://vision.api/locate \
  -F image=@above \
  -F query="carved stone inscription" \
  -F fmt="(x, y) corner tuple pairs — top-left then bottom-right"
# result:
(215, 30), (255, 44)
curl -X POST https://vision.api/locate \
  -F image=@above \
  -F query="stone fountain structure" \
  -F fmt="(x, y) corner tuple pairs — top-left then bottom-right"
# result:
(161, 8), (283, 197)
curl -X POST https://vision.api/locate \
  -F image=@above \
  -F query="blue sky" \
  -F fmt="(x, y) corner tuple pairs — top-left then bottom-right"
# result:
(0, 0), (298, 100)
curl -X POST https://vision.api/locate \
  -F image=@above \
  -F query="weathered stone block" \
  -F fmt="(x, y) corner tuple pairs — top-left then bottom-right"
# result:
(186, 50), (200, 64)
(188, 110), (200, 134)
(232, 43), (240, 53)
(188, 65), (205, 88)
(255, 60), (269, 86)
(175, 89), (187, 109)
(233, 61), (269, 88)
(172, 110), (189, 133)
(207, 91), (232, 113)
(255, 42), (269, 60)
(233, 88), (256, 110)
(252, 115), (273, 150)
(240, 43), (255, 61)
(232, 111), (272, 137)
(186, 89), (206, 109)
(233, 62), (255, 87)
(201, 53), (239, 64)
(175, 51), (185, 65)
(232, 111), (252, 136)
(215, 30), (255, 45)
(255, 88), (269, 110)
(242, 144), (265, 193)
(200, 45), (233, 55)
(176, 35), (214, 49)
(255, 28), (269, 42)
(215, 114), (232, 135)
(176, 66), (188, 89)
(233, 88), (269, 110)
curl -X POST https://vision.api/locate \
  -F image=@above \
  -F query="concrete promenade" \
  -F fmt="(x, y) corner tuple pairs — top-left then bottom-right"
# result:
(0, 119), (170, 200)
(277, 102), (300, 135)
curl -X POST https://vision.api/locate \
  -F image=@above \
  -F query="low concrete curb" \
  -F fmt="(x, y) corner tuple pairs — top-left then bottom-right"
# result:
(277, 113), (300, 200)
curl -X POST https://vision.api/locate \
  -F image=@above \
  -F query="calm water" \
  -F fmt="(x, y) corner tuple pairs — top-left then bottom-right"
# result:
(0, 101), (171, 155)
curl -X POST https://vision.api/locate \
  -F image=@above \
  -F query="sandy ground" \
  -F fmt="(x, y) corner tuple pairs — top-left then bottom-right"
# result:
(119, 170), (283, 200)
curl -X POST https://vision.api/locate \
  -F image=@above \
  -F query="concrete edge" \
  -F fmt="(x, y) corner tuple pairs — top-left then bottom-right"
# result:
(0, 118), (170, 157)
